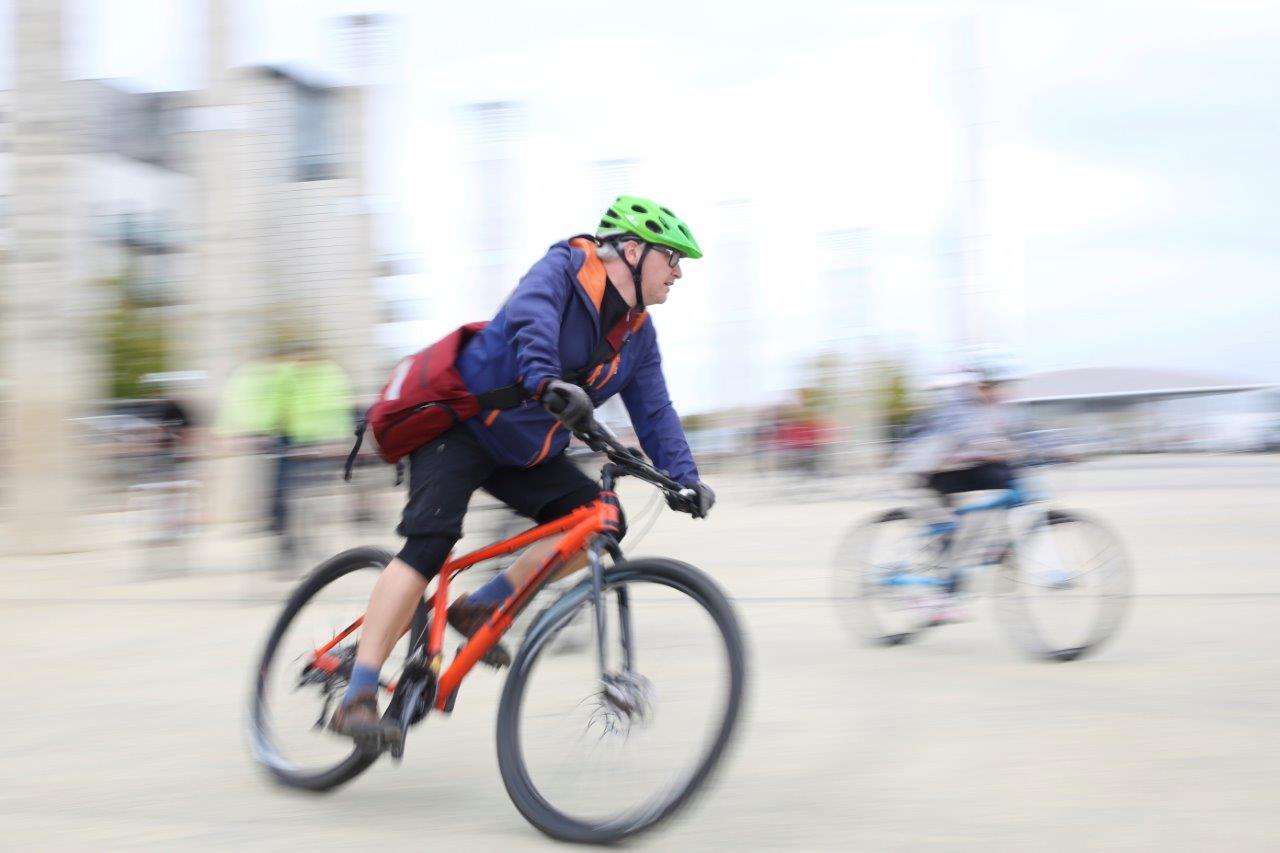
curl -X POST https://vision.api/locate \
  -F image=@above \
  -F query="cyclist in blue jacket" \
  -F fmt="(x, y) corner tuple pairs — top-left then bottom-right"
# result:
(331, 196), (715, 746)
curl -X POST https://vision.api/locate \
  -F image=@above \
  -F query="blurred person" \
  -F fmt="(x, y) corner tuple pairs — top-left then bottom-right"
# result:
(751, 413), (775, 475)
(330, 196), (716, 746)
(124, 372), (206, 550)
(218, 344), (354, 551)
(138, 372), (203, 472)
(776, 405), (816, 475)
(894, 351), (1028, 622)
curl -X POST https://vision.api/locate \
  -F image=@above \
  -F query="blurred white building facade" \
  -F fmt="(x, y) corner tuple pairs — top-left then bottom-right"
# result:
(0, 0), (379, 546)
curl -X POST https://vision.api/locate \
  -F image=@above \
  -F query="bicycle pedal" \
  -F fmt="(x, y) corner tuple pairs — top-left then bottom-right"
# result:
(350, 727), (401, 758)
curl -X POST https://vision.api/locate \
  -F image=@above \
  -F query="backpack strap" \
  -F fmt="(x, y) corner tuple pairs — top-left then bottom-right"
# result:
(343, 414), (368, 482)
(471, 334), (629, 415)
(343, 415), (407, 485)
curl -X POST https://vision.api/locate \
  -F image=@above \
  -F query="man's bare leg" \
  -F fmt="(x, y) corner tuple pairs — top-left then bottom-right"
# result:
(353, 558), (430, 669)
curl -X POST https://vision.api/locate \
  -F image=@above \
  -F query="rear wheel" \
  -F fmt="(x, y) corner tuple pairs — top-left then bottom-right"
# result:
(496, 558), (746, 843)
(832, 509), (952, 645)
(248, 547), (427, 790)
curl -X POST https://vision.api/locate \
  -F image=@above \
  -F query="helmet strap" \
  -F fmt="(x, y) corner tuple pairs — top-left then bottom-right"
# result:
(613, 239), (651, 310)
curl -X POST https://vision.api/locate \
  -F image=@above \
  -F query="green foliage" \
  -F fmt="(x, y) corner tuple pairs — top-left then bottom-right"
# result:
(797, 351), (848, 416)
(872, 360), (919, 430)
(99, 275), (172, 399)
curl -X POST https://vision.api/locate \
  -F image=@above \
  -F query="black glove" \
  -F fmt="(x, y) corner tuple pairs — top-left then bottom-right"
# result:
(540, 379), (594, 429)
(668, 481), (715, 519)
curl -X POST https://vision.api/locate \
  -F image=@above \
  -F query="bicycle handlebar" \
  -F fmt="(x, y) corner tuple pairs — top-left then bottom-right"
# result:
(542, 396), (697, 513)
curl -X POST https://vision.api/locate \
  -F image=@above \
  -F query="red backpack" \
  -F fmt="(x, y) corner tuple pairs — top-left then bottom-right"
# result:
(344, 322), (517, 469)
(343, 316), (637, 478)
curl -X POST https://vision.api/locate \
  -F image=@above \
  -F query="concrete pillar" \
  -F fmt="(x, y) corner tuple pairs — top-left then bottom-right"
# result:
(3, 0), (98, 553)
(183, 0), (267, 526)
(332, 84), (378, 396)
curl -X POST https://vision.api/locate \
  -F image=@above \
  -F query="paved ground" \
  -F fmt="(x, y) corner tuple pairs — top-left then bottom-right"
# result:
(3, 454), (1280, 851)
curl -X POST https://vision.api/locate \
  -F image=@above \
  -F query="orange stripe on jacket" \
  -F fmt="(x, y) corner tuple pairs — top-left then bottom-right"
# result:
(569, 237), (607, 312)
(595, 355), (620, 389)
(483, 409), (500, 427)
(529, 422), (561, 467)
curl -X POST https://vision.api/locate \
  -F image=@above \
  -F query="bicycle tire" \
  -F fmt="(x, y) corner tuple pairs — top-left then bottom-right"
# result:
(993, 509), (1132, 662)
(248, 546), (424, 791)
(832, 508), (945, 646)
(496, 557), (747, 844)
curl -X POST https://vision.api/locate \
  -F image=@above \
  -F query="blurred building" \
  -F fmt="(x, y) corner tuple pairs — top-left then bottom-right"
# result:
(0, 0), (380, 545)
(1013, 367), (1276, 452)
(184, 52), (378, 396)
(78, 81), (192, 313)
(0, 89), (11, 512)
(3, 1), (104, 549)
(0, 90), (11, 251)
(187, 2), (379, 525)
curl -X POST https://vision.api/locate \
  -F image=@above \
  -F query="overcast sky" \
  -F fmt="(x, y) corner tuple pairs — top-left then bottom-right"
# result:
(4, 0), (1277, 409)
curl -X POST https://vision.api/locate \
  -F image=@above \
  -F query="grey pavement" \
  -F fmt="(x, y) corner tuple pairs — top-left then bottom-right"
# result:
(3, 455), (1279, 851)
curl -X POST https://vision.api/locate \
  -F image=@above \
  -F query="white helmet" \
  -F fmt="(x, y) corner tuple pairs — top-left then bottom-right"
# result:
(959, 347), (1023, 385)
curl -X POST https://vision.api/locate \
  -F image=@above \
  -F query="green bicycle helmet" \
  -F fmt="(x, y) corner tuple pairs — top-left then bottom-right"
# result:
(596, 195), (703, 260)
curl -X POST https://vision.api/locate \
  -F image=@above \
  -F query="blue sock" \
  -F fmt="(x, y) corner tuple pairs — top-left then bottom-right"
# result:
(344, 663), (381, 705)
(469, 573), (514, 607)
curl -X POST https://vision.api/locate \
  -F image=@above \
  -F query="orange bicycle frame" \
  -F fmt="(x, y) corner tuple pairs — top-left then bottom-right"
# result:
(310, 492), (622, 713)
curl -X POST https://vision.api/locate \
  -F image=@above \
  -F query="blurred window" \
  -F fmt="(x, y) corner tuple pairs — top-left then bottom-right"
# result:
(296, 85), (338, 181)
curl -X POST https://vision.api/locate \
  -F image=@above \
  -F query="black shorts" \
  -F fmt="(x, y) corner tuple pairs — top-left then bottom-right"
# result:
(926, 461), (1015, 497)
(395, 427), (600, 579)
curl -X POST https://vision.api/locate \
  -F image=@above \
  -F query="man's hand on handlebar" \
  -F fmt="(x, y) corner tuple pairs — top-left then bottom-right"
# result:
(542, 400), (714, 519)
(540, 379), (594, 429)
(667, 481), (715, 519)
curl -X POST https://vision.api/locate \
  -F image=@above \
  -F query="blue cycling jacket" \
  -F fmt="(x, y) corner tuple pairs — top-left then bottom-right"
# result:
(454, 237), (699, 485)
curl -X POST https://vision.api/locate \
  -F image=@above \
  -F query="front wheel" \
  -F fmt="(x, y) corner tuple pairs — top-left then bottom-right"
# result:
(496, 558), (747, 844)
(993, 509), (1132, 661)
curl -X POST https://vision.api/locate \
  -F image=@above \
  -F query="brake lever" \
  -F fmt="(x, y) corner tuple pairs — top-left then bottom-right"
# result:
(665, 486), (699, 516)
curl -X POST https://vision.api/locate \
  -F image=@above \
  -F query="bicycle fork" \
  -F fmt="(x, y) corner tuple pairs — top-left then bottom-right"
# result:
(588, 536), (636, 675)
(587, 536), (650, 726)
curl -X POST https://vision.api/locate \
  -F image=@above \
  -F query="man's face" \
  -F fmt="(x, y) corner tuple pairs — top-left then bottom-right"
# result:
(623, 241), (684, 306)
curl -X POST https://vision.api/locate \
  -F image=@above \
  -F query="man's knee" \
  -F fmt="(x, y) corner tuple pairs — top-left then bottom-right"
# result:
(395, 535), (457, 580)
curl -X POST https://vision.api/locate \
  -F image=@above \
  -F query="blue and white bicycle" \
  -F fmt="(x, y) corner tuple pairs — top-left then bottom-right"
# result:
(832, 471), (1132, 661)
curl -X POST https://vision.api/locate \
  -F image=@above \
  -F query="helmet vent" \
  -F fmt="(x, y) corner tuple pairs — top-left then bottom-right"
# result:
(644, 219), (663, 234)
(630, 203), (649, 213)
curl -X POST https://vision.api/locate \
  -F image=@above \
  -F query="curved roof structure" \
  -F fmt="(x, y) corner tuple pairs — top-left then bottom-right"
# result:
(1012, 368), (1272, 404)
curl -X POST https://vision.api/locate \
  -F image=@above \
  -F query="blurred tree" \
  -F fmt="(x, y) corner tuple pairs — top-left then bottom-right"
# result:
(871, 359), (921, 441)
(797, 351), (850, 417)
(99, 273), (172, 400)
